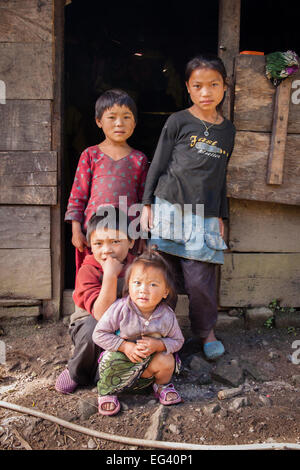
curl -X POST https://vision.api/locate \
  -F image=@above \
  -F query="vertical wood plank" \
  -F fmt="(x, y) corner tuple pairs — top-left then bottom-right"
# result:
(266, 78), (292, 185)
(43, 0), (64, 320)
(218, 0), (241, 119)
(218, 0), (241, 76)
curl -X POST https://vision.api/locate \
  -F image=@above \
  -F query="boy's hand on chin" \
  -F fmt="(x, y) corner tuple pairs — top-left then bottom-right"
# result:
(102, 255), (124, 277)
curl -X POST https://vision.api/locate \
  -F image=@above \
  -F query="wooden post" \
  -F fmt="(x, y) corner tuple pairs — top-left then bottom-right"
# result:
(218, 0), (241, 119)
(266, 78), (292, 185)
(42, 0), (65, 320)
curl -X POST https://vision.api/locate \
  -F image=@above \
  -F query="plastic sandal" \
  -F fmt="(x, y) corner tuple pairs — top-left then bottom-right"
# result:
(203, 340), (225, 360)
(98, 395), (120, 416)
(153, 383), (182, 406)
(55, 369), (78, 394)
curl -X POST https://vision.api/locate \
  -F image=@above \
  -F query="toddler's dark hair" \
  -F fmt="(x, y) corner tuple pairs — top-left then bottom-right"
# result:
(86, 206), (132, 246)
(185, 54), (228, 112)
(95, 89), (138, 122)
(123, 248), (177, 306)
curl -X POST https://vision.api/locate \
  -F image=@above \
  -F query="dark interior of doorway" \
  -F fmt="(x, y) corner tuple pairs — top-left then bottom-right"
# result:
(63, 0), (300, 289)
(63, 0), (220, 288)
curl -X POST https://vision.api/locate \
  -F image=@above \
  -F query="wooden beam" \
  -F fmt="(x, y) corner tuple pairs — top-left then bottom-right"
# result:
(0, 306), (41, 319)
(43, 0), (65, 320)
(218, 0), (241, 76)
(266, 78), (292, 185)
(218, 0), (241, 119)
(0, 299), (42, 307)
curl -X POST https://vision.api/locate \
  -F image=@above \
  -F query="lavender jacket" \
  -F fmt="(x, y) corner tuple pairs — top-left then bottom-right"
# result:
(92, 296), (185, 355)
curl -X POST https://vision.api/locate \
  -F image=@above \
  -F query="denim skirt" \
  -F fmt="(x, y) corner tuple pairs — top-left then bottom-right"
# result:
(149, 197), (227, 264)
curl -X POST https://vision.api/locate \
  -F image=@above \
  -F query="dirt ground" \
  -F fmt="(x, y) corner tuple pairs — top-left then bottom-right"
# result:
(0, 316), (300, 451)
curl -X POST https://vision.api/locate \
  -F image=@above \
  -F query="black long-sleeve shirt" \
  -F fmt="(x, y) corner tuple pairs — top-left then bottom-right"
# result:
(142, 109), (236, 218)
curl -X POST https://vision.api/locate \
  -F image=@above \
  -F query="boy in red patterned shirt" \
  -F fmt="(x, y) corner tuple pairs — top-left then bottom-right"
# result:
(65, 89), (148, 275)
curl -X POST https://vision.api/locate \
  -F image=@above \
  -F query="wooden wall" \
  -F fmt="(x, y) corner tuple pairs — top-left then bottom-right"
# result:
(0, 1), (57, 303)
(220, 55), (300, 308)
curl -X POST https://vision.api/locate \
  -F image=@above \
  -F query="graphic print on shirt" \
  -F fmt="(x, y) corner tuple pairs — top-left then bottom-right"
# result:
(189, 135), (230, 159)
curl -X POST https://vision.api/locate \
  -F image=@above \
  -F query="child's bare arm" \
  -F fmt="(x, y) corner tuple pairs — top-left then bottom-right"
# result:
(71, 220), (88, 252)
(92, 256), (124, 321)
(140, 205), (154, 232)
(218, 218), (225, 238)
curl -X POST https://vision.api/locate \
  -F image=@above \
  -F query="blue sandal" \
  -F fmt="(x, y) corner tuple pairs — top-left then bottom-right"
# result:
(203, 340), (225, 360)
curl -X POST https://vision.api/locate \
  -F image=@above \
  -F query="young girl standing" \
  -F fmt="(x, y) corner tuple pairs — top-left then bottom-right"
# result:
(65, 89), (148, 275)
(92, 250), (184, 416)
(140, 54), (236, 360)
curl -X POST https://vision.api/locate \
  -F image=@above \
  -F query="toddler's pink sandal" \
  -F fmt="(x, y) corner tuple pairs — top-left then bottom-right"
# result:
(153, 383), (182, 406)
(98, 395), (120, 416)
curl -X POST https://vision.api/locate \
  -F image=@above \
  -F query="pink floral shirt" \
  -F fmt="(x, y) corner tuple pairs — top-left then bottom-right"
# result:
(65, 145), (148, 231)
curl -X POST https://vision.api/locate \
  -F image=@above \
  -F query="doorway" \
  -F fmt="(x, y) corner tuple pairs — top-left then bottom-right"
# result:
(63, 0), (219, 288)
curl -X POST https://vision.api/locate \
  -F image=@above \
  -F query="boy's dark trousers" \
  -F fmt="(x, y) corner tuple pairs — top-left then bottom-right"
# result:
(162, 253), (218, 339)
(68, 315), (101, 385)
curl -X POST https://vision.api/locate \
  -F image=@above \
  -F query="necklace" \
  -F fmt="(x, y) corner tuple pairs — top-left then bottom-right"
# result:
(200, 115), (219, 137)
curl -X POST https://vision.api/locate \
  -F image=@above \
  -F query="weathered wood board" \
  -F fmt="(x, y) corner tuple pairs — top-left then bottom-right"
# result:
(220, 253), (300, 307)
(0, 101), (51, 151)
(266, 78), (292, 185)
(0, 0), (52, 42)
(218, 0), (241, 119)
(0, 306), (41, 319)
(234, 55), (300, 133)
(218, 0), (241, 76)
(229, 199), (300, 253)
(0, 298), (41, 307)
(0, 43), (53, 99)
(0, 152), (57, 205)
(0, 248), (51, 299)
(227, 131), (300, 205)
(0, 206), (50, 248)
(62, 289), (74, 316)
